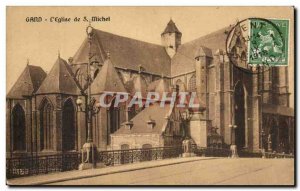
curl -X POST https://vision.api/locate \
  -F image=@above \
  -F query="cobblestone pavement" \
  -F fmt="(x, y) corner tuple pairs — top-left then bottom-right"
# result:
(49, 158), (294, 185)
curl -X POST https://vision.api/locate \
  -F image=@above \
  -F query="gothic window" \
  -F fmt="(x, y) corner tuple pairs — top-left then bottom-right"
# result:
(236, 37), (242, 47)
(142, 144), (152, 149)
(188, 75), (196, 92)
(40, 99), (53, 150)
(175, 79), (185, 92)
(12, 104), (26, 151)
(107, 98), (120, 144)
(241, 51), (247, 61)
(75, 69), (84, 88)
(241, 51), (247, 66)
(231, 47), (237, 58)
(121, 144), (129, 150)
(62, 99), (76, 151)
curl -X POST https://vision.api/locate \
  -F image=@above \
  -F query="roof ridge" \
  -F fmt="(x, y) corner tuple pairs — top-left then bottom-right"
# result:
(26, 65), (34, 88)
(181, 25), (232, 47)
(59, 58), (82, 92)
(95, 29), (165, 48)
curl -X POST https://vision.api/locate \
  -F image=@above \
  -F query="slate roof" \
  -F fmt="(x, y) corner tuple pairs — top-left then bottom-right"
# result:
(125, 74), (148, 98)
(72, 29), (171, 76)
(171, 26), (232, 76)
(91, 58), (126, 95)
(147, 78), (170, 95)
(7, 65), (47, 99)
(161, 19), (182, 35)
(114, 103), (171, 135)
(36, 57), (81, 95)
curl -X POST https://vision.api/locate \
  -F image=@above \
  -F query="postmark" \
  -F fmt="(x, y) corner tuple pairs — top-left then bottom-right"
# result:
(225, 18), (290, 74)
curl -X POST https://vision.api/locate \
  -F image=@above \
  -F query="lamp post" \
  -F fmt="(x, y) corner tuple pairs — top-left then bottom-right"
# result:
(229, 124), (238, 158)
(179, 109), (193, 139)
(78, 25), (100, 170)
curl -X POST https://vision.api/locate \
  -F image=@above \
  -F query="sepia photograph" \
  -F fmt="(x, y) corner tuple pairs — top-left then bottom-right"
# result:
(5, 6), (295, 186)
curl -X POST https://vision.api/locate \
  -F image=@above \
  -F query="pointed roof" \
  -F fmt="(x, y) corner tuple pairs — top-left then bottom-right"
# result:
(148, 77), (170, 94)
(114, 103), (171, 135)
(91, 58), (126, 94)
(7, 65), (47, 99)
(161, 19), (182, 35)
(171, 25), (233, 76)
(36, 57), (81, 95)
(125, 74), (148, 98)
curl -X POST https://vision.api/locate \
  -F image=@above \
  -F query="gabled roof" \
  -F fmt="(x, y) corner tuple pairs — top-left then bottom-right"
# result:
(36, 57), (81, 95)
(7, 65), (47, 99)
(72, 29), (171, 76)
(171, 26), (233, 76)
(114, 103), (171, 135)
(148, 77), (170, 94)
(91, 58), (126, 95)
(125, 74), (148, 98)
(161, 19), (182, 35)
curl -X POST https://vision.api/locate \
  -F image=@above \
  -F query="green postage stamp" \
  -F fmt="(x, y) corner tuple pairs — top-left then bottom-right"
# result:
(248, 19), (289, 66)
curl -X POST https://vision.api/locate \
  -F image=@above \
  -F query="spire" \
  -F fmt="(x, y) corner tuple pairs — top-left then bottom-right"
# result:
(35, 57), (81, 95)
(7, 65), (47, 98)
(161, 19), (182, 35)
(161, 19), (182, 58)
(91, 57), (126, 94)
(58, 50), (60, 58)
(27, 58), (29, 65)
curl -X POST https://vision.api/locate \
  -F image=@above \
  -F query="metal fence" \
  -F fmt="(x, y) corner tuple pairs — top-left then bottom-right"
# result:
(192, 146), (231, 157)
(264, 152), (294, 159)
(6, 152), (81, 179)
(97, 146), (183, 166)
(8, 145), (292, 179)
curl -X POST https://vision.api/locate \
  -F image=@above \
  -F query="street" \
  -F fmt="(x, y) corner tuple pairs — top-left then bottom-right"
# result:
(49, 158), (294, 185)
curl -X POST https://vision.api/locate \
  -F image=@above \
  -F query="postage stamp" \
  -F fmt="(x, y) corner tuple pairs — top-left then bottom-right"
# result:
(248, 19), (289, 66)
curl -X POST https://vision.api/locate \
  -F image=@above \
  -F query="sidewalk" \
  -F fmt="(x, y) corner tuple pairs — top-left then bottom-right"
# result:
(8, 156), (216, 185)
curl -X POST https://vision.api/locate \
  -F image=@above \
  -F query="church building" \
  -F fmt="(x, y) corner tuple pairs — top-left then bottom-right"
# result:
(6, 19), (294, 157)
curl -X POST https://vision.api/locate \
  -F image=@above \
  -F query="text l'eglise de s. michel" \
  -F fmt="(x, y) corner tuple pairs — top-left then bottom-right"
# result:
(26, 16), (110, 23)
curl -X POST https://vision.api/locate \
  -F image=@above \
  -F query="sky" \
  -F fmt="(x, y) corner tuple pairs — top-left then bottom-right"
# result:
(6, 6), (294, 106)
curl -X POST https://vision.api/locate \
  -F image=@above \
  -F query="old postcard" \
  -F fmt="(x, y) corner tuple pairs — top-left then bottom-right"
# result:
(6, 6), (295, 186)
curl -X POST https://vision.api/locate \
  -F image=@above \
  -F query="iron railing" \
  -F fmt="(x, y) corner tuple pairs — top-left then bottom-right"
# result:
(97, 146), (183, 166)
(192, 146), (231, 157)
(264, 152), (294, 159)
(6, 152), (81, 179)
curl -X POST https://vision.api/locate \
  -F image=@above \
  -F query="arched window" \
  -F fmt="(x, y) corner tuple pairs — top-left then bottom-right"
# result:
(142, 144), (152, 149)
(40, 99), (53, 150)
(141, 144), (152, 161)
(175, 79), (186, 92)
(188, 75), (196, 92)
(231, 47), (237, 58)
(120, 144), (130, 164)
(75, 69), (84, 88)
(236, 37), (242, 47)
(121, 144), (129, 150)
(12, 104), (26, 151)
(107, 98), (120, 144)
(241, 51), (247, 62)
(62, 98), (76, 151)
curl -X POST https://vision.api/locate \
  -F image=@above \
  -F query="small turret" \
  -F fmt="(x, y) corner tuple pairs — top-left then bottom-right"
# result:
(161, 19), (182, 58)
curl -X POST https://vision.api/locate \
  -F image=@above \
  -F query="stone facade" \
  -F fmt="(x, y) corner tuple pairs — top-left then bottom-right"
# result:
(6, 19), (294, 157)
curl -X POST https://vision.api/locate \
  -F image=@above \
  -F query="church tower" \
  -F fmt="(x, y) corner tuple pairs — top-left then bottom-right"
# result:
(161, 19), (182, 58)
